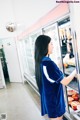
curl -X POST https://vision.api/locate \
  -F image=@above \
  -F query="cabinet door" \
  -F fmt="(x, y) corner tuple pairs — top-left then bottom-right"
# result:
(43, 22), (69, 111)
(59, 21), (80, 119)
(43, 22), (62, 69)
(23, 31), (42, 88)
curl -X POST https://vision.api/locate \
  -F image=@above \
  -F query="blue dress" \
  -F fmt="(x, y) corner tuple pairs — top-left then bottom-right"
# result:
(40, 56), (66, 118)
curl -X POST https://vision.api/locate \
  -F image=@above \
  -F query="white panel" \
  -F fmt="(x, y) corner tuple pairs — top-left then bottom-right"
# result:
(2, 38), (22, 83)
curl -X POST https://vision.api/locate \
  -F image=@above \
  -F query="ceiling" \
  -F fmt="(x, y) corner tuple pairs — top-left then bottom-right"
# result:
(0, 0), (58, 38)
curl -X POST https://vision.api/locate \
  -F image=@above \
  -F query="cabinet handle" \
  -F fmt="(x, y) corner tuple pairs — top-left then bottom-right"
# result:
(73, 31), (80, 73)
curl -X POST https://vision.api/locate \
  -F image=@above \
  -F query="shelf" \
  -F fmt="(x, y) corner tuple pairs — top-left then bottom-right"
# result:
(66, 87), (80, 119)
(69, 107), (80, 120)
(67, 79), (79, 92)
(67, 85), (78, 94)
(64, 66), (75, 76)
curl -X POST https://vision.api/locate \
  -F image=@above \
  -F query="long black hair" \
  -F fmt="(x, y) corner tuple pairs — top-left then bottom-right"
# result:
(34, 35), (51, 92)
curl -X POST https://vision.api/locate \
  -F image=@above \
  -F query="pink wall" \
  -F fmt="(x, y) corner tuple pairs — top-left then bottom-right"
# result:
(17, 3), (69, 40)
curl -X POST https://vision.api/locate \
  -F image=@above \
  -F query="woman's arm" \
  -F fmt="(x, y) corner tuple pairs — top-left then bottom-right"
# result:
(61, 69), (76, 86)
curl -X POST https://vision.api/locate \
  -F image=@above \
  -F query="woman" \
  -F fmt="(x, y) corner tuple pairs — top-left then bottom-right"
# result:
(34, 35), (76, 120)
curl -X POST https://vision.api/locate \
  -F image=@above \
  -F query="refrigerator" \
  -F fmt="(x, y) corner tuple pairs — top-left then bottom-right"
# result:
(42, 22), (80, 120)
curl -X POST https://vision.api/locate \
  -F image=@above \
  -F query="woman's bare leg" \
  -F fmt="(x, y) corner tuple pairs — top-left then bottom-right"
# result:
(50, 116), (63, 120)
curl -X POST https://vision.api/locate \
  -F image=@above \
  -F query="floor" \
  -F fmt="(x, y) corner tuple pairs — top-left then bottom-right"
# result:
(0, 82), (68, 120)
(0, 82), (43, 120)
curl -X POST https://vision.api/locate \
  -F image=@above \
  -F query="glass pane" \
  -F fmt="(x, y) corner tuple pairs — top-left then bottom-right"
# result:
(43, 22), (62, 70)
(23, 31), (41, 88)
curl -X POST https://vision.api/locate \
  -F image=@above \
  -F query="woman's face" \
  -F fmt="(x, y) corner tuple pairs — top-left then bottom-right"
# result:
(48, 41), (53, 55)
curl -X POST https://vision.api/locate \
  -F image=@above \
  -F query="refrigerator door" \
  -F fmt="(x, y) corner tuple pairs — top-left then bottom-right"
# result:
(64, 30), (80, 119)
(43, 22), (69, 112)
(22, 30), (42, 89)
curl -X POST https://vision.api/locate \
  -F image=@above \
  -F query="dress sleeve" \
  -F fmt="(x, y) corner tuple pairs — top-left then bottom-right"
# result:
(42, 60), (64, 83)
